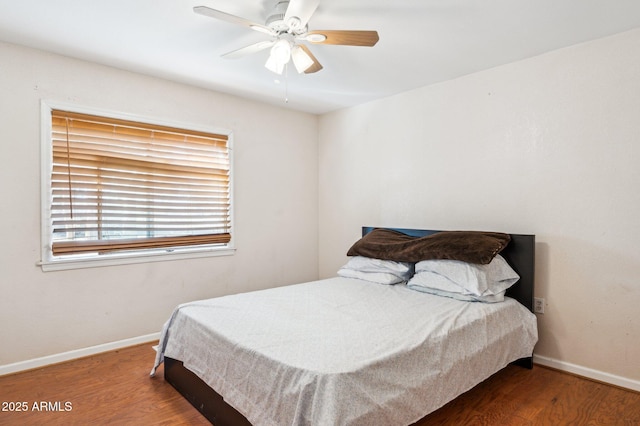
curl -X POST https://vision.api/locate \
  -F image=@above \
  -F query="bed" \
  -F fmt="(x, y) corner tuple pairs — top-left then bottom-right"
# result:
(152, 227), (538, 425)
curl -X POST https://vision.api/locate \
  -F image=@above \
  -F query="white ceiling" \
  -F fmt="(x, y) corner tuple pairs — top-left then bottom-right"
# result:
(1, 0), (640, 114)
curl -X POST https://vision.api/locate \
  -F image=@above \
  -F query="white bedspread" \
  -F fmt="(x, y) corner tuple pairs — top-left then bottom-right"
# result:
(152, 277), (537, 426)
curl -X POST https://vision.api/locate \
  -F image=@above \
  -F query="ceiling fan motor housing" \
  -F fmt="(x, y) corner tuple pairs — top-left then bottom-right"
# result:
(266, 1), (306, 34)
(266, 1), (289, 31)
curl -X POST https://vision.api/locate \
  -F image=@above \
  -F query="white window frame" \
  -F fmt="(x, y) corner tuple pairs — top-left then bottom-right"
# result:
(39, 100), (235, 272)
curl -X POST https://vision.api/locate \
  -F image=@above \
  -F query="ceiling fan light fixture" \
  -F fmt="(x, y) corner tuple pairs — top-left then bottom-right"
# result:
(265, 39), (291, 74)
(265, 53), (285, 75)
(272, 39), (292, 63)
(291, 45), (314, 73)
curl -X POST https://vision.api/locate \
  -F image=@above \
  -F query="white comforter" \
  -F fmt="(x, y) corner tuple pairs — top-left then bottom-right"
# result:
(152, 277), (537, 426)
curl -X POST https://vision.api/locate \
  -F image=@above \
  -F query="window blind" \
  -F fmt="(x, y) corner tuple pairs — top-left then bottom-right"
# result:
(50, 110), (231, 256)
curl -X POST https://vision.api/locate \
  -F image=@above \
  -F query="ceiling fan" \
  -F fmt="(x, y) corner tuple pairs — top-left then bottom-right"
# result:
(194, 0), (379, 75)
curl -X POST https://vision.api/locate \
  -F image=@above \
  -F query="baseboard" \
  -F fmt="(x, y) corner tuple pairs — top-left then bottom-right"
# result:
(0, 332), (160, 376)
(534, 354), (640, 392)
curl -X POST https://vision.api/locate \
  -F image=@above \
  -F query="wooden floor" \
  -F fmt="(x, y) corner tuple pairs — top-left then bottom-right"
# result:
(0, 343), (638, 425)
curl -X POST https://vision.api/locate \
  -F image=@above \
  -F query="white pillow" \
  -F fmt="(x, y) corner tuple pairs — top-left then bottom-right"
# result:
(337, 268), (405, 285)
(337, 256), (414, 285)
(413, 254), (519, 296)
(408, 283), (506, 303)
(407, 271), (506, 303)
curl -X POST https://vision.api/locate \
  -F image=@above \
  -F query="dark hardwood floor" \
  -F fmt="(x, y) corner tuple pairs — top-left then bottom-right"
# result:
(0, 342), (638, 425)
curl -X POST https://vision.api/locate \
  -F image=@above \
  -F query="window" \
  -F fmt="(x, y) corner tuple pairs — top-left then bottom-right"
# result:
(41, 103), (233, 270)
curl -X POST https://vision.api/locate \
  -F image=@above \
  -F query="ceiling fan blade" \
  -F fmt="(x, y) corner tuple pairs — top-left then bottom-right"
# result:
(222, 40), (275, 59)
(193, 6), (274, 35)
(298, 45), (323, 74)
(284, 0), (320, 30)
(306, 30), (379, 47)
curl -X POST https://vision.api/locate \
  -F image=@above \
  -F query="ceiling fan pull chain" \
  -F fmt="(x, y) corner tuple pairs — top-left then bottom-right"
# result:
(284, 62), (289, 103)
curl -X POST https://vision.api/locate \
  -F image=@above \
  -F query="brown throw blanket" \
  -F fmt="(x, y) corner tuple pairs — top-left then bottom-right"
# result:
(347, 229), (510, 264)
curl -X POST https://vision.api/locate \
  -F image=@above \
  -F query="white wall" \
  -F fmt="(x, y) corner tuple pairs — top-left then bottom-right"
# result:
(0, 41), (318, 365)
(319, 29), (640, 383)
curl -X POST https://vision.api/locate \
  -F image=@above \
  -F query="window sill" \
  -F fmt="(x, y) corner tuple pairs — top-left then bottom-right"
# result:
(38, 246), (235, 272)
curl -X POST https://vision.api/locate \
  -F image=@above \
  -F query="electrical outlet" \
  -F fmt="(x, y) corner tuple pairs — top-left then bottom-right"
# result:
(534, 297), (545, 314)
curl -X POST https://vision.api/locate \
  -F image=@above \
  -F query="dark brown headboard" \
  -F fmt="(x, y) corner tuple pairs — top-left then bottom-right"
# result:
(362, 227), (535, 313)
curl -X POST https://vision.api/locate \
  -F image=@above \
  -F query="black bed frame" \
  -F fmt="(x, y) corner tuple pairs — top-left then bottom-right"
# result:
(163, 227), (535, 425)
